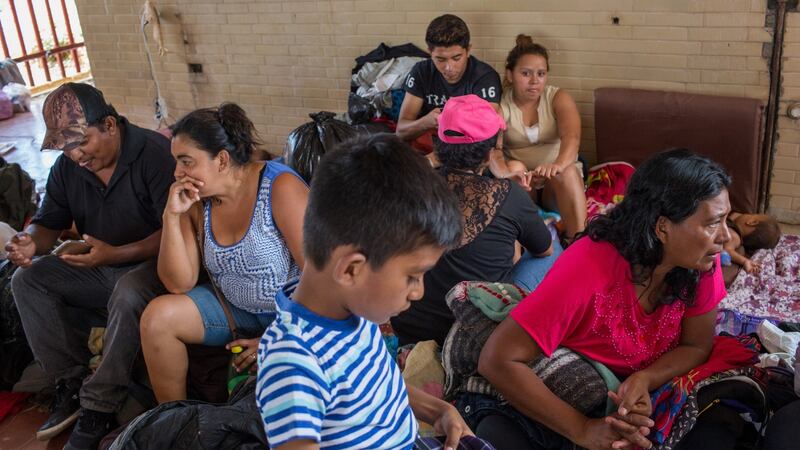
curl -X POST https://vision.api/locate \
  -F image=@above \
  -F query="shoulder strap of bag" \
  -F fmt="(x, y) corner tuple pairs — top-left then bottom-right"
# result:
(194, 203), (240, 340)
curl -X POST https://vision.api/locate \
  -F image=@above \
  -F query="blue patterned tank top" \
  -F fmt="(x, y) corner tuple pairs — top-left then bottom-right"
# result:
(203, 162), (302, 314)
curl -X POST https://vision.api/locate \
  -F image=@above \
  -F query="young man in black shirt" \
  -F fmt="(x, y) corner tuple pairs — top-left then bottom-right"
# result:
(397, 14), (531, 189)
(397, 14), (502, 144)
(4, 83), (174, 449)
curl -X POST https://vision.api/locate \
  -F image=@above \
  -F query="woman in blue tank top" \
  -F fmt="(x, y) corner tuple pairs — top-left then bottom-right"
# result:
(140, 103), (308, 403)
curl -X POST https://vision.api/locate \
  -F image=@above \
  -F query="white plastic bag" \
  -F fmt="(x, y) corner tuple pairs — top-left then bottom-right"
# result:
(757, 320), (800, 355)
(2, 82), (31, 112)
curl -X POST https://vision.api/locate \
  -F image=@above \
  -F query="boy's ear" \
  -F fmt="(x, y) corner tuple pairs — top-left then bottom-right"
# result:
(331, 247), (368, 287)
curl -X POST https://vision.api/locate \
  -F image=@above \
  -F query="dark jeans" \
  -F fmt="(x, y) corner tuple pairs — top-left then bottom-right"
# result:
(455, 393), (574, 450)
(12, 256), (166, 413)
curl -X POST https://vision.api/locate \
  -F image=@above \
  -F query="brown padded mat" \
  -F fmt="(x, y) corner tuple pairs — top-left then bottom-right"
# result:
(594, 88), (764, 213)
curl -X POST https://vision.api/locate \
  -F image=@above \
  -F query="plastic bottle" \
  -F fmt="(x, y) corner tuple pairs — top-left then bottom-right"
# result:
(227, 345), (249, 394)
(720, 250), (732, 266)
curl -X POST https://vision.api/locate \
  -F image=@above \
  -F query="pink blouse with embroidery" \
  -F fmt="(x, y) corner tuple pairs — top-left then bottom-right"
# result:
(510, 237), (726, 376)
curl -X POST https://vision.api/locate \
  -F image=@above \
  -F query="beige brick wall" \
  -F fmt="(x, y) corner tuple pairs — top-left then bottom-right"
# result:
(74, 0), (800, 221)
(775, 11), (800, 222)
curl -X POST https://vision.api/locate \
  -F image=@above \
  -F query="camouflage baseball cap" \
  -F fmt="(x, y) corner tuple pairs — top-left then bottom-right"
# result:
(41, 84), (89, 152)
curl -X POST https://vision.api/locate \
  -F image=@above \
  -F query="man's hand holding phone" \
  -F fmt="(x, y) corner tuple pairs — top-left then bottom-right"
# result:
(59, 235), (116, 268)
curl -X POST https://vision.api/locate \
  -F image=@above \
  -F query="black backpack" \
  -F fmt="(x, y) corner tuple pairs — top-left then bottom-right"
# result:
(0, 157), (37, 231)
(106, 377), (267, 450)
(0, 260), (33, 390)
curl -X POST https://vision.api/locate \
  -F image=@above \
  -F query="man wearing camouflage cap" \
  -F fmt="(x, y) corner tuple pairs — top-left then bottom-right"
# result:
(4, 83), (174, 449)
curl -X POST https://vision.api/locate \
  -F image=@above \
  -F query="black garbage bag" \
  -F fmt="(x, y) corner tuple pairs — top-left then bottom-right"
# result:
(348, 93), (376, 125)
(283, 112), (358, 183)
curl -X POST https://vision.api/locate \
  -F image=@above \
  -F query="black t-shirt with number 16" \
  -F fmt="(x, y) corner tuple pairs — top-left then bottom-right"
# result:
(404, 55), (502, 118)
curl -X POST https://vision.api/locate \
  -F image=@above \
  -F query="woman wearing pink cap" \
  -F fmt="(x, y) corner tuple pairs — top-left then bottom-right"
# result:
(391, 94), (555, 346)
(499, 35), (586, 244)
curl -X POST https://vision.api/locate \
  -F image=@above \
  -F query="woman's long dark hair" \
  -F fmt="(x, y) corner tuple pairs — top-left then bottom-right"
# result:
(583, 149), (731, 306)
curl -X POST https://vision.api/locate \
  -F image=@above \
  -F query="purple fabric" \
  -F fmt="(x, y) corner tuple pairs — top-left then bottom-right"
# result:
(414, 435), (497, 450)
(719, 235), (800, 322)
(715, 309), (779, 336)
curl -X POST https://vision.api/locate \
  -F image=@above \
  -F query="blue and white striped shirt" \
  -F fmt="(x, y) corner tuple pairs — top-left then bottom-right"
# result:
(257, 282), (418, 449)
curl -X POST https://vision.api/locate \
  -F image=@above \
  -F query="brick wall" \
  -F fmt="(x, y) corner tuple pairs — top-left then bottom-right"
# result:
(74, 0), (800, 222)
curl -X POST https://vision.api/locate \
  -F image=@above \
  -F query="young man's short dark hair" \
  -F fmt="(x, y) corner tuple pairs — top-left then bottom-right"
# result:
(303, 133), (462, 270)
(425, 14), (470, 50)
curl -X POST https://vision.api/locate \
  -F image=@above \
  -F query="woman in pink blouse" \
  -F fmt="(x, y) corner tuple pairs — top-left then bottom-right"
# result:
(477, 149), (732, 450)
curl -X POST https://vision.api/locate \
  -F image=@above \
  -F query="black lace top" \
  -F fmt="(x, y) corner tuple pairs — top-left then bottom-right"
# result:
(391, 169), (552, 345)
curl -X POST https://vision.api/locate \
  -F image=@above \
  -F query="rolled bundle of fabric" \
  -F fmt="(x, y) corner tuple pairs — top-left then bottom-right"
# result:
(441, 281), (617, 415)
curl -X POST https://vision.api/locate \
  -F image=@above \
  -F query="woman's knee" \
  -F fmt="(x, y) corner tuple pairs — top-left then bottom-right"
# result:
(140, 295), (184, 338)
(141, 294), (204, 344)
(508, 159), (527, 172)
(548, 166), (583, 193)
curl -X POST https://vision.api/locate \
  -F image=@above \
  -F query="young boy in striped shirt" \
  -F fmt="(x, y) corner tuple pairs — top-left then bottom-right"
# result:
(256, 134), (474, 450)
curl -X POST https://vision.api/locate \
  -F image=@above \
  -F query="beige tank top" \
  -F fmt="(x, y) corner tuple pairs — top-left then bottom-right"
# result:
(500, 85), (563, 169)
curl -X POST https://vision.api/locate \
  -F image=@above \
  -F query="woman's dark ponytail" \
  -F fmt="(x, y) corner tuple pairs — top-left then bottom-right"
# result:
(171, 102), (262, 166)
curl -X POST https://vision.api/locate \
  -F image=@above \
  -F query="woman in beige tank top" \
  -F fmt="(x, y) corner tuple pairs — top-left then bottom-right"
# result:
(497, 35), (587, 241)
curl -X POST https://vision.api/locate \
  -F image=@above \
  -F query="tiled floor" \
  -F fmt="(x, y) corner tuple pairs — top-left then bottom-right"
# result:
(0, 399), (70, 449)
(0, 96), (57, 197)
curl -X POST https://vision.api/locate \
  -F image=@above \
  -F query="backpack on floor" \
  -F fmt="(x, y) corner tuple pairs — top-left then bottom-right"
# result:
(107, 377), (267, 450)
(0, 260), (33, 390)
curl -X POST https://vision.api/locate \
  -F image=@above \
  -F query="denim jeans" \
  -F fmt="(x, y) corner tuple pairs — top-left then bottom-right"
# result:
(12, 256), (166, 413)
(185, 284), (276, 345)
(510, 238), (563, 293)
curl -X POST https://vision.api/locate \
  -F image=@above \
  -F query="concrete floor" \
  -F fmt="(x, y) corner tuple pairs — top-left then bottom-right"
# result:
(0, 95), (58, 197)
(0, 399), (70, 450)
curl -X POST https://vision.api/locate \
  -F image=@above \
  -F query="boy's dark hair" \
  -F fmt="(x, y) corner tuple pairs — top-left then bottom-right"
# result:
(435, 133), (498, 170)
(303, 133), (462, 270)
(67, 82), (120, 130)
(742, 217), (781, 252)
(425, 14), (470, 50)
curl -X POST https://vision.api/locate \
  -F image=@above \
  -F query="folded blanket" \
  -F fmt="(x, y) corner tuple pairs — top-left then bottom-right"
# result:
(442, 281), (617, 415)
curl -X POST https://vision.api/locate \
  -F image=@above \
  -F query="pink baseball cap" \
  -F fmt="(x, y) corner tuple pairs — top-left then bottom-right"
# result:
(437, 94), (506, 144)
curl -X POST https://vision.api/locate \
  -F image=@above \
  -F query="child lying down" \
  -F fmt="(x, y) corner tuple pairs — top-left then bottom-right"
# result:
(723, 212), (781, 274)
